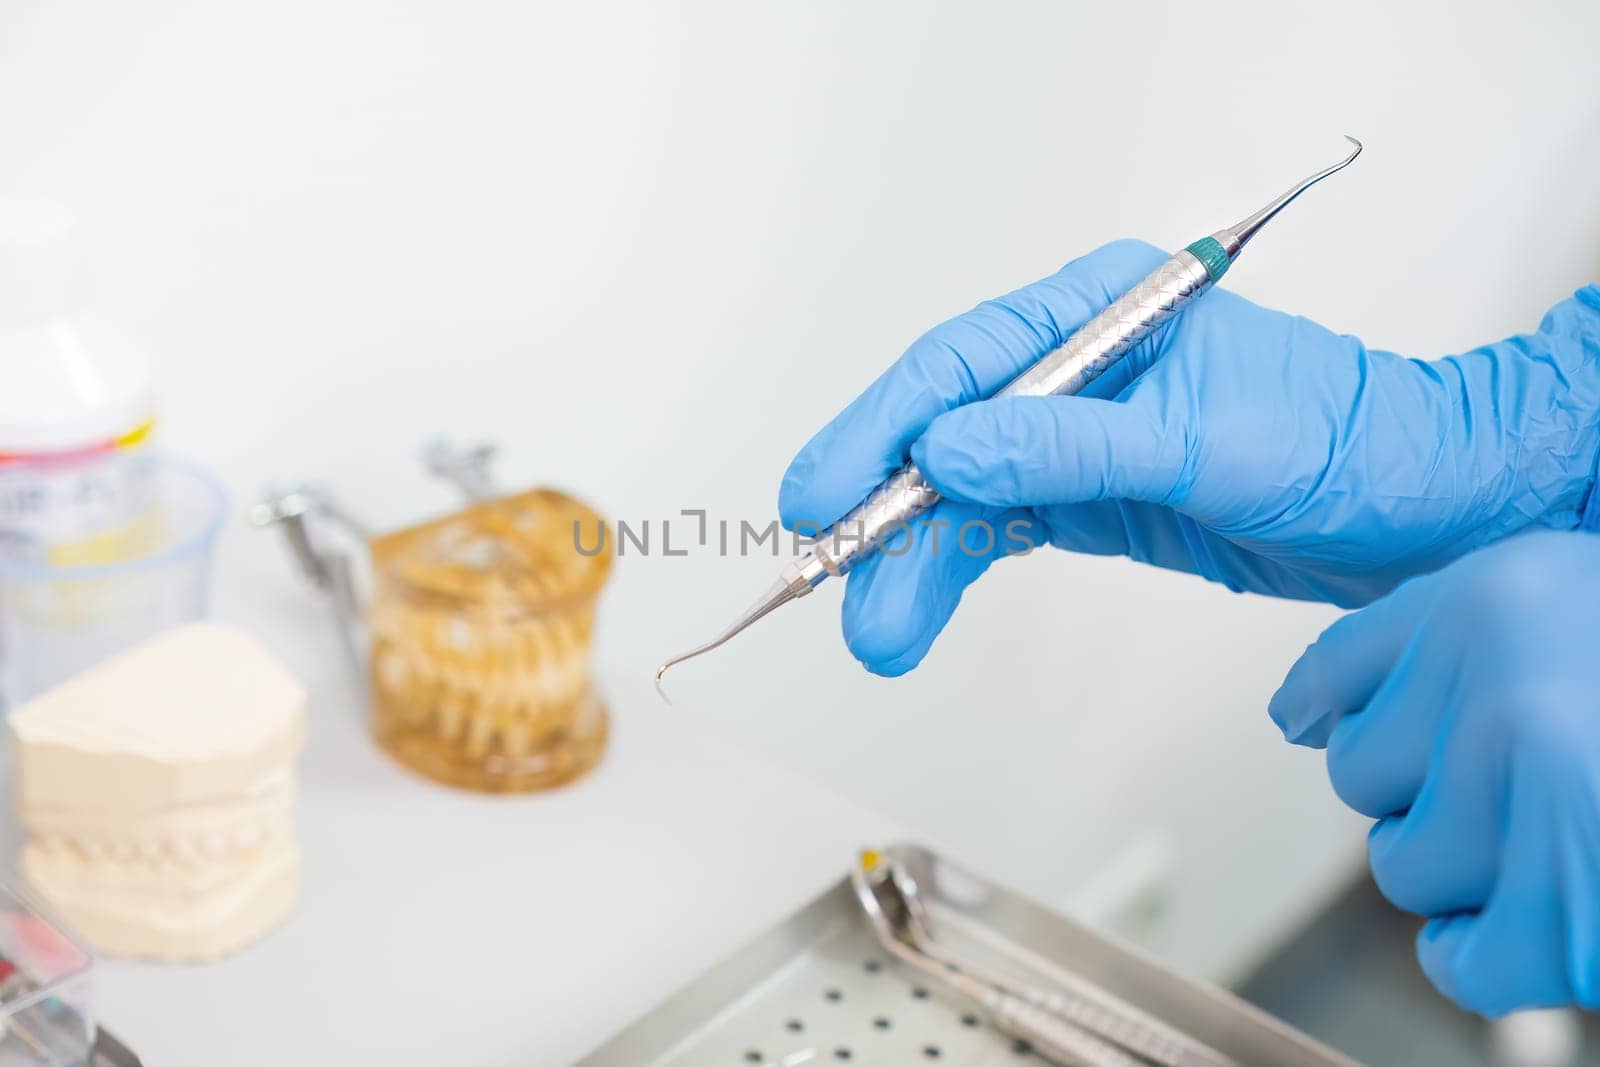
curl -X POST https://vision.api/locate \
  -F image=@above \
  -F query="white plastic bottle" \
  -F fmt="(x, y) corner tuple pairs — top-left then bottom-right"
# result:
(0, 201), (156, 565)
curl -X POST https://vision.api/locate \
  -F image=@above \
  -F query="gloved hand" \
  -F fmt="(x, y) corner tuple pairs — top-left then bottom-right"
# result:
(780, 239), (1600, 675)
(1268, 529), (1600, 1015)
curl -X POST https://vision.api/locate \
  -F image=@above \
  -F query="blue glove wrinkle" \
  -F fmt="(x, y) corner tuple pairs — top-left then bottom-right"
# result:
(1451, 293), (1600, 542)
(976, 289), (1069, 355)
(1173, 514), (1227, 588)
(1556, 288), (1600, 530)
(1046, 506), (1133, 558)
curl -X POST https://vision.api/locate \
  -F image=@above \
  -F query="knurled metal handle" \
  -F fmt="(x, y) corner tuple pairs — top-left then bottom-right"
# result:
(998, 249), (1212, 399)
(1019, 984), (1232, 1067)
(986, 990), (1146, 1067)
(810, 464), (942, 576)
(812, 250), (1213, 575)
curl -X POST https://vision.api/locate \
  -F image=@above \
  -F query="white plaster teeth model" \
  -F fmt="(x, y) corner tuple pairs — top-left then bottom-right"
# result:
(8, 622), (307, 961)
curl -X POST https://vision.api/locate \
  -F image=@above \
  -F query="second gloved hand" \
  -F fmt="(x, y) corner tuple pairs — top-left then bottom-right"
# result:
(1268, 530), (1600, 1015)
(780, 240), (1600, 674)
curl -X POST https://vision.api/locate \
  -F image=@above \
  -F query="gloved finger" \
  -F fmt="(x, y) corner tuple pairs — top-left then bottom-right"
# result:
(1268, 576), (1432, 748)
(1415, 913), (1552, 1018)
(912, 390), (1188, 508)
(779, 239), (1170, 532)
(1365, 722), (1499, 915)
(1422, 902), (1595, 1016)
(1420, 851), (1580, 1017)
(1414, 738), (1600, 1016)
(840, 499), (1038, 676)
(1323, 649), (1457, 818)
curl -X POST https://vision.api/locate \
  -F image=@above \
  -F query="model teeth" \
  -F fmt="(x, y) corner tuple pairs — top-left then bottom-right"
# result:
(35, 815), (289, 869)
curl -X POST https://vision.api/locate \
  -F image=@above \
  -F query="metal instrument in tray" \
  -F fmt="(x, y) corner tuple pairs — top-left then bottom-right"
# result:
(581, 845), (1356, 1067)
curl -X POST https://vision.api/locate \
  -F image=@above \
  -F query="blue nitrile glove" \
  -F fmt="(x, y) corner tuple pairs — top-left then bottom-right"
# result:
(779, 239), (1600, 675)
(1268, 529), (1600, 1015)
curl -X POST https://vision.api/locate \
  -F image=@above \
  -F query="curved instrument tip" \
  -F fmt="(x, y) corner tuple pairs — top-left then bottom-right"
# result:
(1222, 133), (1365, 253)
(651, 578), (801, 708)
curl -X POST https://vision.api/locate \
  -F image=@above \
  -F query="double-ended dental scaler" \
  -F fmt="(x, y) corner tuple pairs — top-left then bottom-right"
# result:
(656, 136), (1363, 700)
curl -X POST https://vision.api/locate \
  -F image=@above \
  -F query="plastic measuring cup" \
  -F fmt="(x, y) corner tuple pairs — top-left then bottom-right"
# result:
(0, 458), (226, 707)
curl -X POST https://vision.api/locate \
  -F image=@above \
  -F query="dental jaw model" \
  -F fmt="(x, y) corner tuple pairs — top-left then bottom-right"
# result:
(366, 487), (612, 793)
(9, 623), (306, 961)
(251, 444), (614, 794)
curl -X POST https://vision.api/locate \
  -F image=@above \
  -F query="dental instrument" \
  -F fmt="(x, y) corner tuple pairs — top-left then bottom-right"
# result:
(853, 851), (1141, 1066)
(854, 851), (1233, 1067)
(656, 136), (1362, 699)
(873, 854), (1229, 1066)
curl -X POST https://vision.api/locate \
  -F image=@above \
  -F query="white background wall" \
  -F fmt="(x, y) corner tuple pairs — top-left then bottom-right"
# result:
(3, 0), (1598, 983)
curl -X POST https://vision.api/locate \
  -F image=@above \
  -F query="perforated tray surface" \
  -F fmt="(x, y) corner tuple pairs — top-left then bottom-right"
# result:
(580, 846), (1357, 1067)
(641, 921), (1038, 1066)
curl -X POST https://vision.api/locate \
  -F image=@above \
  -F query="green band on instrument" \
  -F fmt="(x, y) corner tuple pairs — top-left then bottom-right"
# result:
(1184, 237), (1231, 282)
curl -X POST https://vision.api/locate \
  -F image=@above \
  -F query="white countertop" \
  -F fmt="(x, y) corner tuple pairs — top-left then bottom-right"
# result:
(48, 603), (899, 1067)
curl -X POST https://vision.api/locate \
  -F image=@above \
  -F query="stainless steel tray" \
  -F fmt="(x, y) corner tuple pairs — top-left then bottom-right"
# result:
(581, 844), (1357, 1067)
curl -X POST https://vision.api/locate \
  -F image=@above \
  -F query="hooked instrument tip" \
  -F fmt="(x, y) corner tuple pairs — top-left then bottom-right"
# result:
(1223, 133), (1363, 253)
(653, 576), (802, 705)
